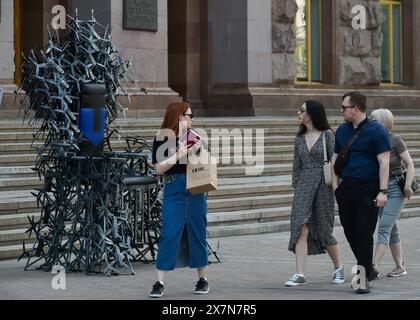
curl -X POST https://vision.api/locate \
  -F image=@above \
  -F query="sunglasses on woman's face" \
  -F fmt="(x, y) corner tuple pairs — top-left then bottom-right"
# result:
(183, 113), (194, 119)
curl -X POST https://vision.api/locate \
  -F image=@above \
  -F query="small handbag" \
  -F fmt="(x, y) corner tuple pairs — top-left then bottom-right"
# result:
(322, 131), (333, 186)
(392, 170), (418, 194)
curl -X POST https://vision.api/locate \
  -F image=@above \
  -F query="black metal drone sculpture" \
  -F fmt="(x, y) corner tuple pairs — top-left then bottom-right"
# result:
(15, 10), (163, 276)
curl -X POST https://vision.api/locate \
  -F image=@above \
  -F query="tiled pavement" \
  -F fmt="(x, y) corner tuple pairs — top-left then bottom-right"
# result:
(0, 217), (419, 300)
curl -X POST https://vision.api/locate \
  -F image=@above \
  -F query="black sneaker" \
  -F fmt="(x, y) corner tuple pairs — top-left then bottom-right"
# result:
(355, 282), (371, 294)
(194, 278), (209, 294)
(149, 281), (164, 298)
(368, 264), (380, 282)
(332, 267), (345, 284)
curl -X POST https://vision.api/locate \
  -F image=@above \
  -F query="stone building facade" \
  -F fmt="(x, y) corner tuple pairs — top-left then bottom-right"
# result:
(1, 0), (420, 118)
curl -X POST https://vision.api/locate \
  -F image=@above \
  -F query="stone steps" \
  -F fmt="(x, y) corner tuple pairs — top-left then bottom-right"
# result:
(3, 186), (420, 215)
(208, 206), (292, 226)
(0, 130), (296, 147)
(0, 192), (38, 216)
(0, 228), (35, 246)
(0, 187), (291, 218)
(0, 212), (40, 231)
(6, 152), (420, 169)
(207, 220), (290, 238)
(4, 167), (419, 240)
(2, 203), (420, 257)
(208, 194), (290, 213)
(1, 134), (419, 153)
(1, 117), (420, 259)
(0, 165), (291, 192)
(0, 166), (38, 177)
(209, 207), (420, 239)
(0, 244), (27, 260)
(3, 116), (420, 127)
(209, 180), (291, 199)
(0, 142), (295, 155)
(0, 153), (293, 169)
(208, 193), (420, 212)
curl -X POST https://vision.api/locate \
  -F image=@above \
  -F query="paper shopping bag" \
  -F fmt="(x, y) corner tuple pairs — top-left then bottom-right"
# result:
(186, 149), (217, 195)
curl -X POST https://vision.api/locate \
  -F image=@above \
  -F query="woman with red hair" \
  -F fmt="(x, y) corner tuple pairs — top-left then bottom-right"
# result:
(149, 102), (209, 298)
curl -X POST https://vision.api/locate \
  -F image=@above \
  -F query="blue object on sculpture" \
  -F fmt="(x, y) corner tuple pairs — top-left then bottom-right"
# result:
(79, 84), (106, 156)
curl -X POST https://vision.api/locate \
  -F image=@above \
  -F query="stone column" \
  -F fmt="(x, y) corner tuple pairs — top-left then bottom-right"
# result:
(204, 0), (273, 116)
(210, 0), (273, 85)
(414, 1), (420, 86)
(210, 0), (248, 86)
(271, 0), (298, 84)
(21, 1), (45, 55)
(248, 0), (272, 84)
(110, 0), (180, 117)
(403, 0), (420, 86)
(0, 0), (18, 117)
(322, 0), (340, 84)
(0, 0), (15, 82)
(204, 0), (250, 115)
(339, 0), (383, 85)
(168, 0), (203, 109)
(185, 0), (202, 106)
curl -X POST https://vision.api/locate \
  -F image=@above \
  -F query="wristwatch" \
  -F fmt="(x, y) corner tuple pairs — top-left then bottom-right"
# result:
(379, 189), (388, 195)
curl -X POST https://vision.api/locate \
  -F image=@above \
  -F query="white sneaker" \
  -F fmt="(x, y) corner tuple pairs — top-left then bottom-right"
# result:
(387, 266), (407, 277)
(332, 267), (345, 284)
(285, 273), (307, 286)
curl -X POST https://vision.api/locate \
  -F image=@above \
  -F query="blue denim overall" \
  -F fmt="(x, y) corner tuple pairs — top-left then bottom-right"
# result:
(156, 173), (208, 271)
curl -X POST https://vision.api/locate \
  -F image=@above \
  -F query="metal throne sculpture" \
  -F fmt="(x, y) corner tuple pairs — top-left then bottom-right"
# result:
(15, 10), (162, 276)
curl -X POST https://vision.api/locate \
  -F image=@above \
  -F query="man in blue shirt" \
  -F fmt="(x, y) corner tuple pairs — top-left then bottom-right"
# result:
(332, 92), (390, 294)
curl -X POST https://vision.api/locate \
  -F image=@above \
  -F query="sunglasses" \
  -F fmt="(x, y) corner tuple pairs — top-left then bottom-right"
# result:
(183, 113), (194, 119)
(341, 105), (354, 111)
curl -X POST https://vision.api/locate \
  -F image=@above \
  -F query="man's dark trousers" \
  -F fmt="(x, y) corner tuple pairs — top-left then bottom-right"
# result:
(335, 179), (379, 278)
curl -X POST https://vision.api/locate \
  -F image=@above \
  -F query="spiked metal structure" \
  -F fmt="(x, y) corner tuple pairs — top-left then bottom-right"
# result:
(15, 9), (141, 157)
(14, 10), (162, 276)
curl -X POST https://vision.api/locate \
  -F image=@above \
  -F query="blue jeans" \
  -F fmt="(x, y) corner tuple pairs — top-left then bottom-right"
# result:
(377, 178), (405, 246)
(156, 173), (208, 271)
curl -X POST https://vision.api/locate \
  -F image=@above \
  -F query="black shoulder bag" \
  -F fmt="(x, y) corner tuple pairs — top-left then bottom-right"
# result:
(333, 120), (369, 176)
(391, 169), (418, 193)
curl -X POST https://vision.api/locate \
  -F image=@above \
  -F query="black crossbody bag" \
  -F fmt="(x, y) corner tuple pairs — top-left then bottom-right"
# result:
(333, 120), (369, 176)
(391, 170), (418, 193)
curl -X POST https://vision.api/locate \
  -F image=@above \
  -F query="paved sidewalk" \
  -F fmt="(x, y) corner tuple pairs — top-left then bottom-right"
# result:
(0, 217), (419, 300)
